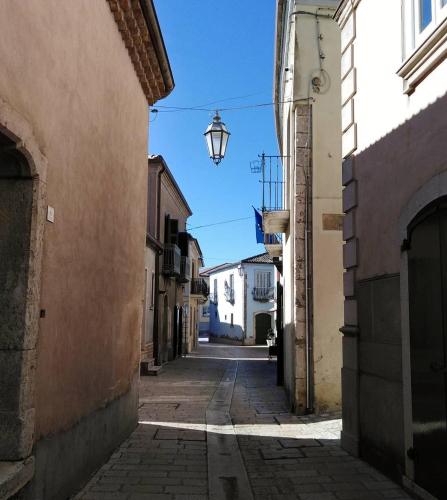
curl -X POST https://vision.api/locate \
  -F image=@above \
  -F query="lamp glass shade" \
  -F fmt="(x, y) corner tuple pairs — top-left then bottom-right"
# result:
(204, 113), (230, 165)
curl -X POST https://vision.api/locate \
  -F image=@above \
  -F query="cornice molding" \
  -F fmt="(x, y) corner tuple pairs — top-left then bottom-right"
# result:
(106, 0), (174, 105)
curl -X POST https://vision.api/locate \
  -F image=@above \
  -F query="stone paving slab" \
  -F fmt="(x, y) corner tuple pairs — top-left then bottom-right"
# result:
(74, 344), (411, 500)
(231, 360), (411, 500)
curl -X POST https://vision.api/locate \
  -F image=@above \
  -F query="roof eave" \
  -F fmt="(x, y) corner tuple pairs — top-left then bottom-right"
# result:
(274, 0), (286, 151)
(107, 0), (174, 105)
(139, 0), (175, 98)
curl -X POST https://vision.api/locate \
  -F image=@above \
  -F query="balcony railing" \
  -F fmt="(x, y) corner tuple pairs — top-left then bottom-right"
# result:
(209, 292), (218, 304)
(224, 284), (235, 304)
(191, 278), (209, 298)
(162, 243), (181, 277)
(178, 256), (191, 283)
(252, 286), (275, 302)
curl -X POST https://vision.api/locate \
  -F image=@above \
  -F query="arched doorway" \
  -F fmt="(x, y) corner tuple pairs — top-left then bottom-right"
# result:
(255, 313), (272, 345)
(0, 133), (35, 460)
(407, 198), (447, 498)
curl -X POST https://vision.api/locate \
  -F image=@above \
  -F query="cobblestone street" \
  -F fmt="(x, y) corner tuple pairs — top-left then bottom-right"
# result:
(75, 344), (411, 500)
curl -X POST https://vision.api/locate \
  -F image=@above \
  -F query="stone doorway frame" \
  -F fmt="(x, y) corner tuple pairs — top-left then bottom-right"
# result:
(0, 96), (47, 466)
(398, 171), (447, 495)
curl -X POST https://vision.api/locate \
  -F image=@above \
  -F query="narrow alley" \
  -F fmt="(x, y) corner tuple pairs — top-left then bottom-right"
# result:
(75, 344), (410, 500)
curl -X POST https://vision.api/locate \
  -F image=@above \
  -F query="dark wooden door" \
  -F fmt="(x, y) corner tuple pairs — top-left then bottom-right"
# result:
(255, 313), (271, 345)
(408, 201), (447, 498)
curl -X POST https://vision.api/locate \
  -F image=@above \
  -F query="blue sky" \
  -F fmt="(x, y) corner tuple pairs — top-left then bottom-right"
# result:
(151, 0), (279, 267)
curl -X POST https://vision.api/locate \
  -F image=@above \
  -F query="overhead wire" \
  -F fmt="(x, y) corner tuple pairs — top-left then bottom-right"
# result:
(187, 216), (253, 231)
(150, 97), (313, 114)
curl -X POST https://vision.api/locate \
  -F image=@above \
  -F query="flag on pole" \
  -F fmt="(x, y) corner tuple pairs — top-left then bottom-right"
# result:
(253, 207), (264, 244)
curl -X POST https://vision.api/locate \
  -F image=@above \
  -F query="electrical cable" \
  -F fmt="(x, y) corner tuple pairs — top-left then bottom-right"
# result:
(150, 97), (313, 114)
(190, 91), (268, 109)
(187, 216), (253, 231)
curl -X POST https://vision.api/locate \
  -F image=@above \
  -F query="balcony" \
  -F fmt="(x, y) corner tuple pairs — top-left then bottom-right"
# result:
(178, 255), (191, 283)
(224, 283), (235, 304)
(191, 278), (209, 298)
(162, 243), (181, 277)
(252, 286), (274, 302)
(255, 154), (289, 234)
(263, 210), (290, 234)
(264, 233), (283, 258)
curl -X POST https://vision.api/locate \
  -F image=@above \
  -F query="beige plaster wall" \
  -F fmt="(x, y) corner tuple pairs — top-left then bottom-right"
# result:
(307, 15), (343, 412)
(157, 168), (189, 360)
(0, 0), (149, 438)
(142, 248), (156, 361)
(278, 2), (342, 411)
(184, 241), (203, 353)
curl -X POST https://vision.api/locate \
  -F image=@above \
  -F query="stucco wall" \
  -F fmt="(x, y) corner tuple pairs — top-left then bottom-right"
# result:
(277, 1), (342, 412)
(346, 65), (447, 483)
(245, 264), (276, 344)
(350, 0), (447, 280)
(209, 266), (245, 341)
(0, 0), (149, 457)
(183, 241), (203, 353)
(337, 0), (447, 482)
(157, 168), (189, 361)
(142, 248), (156, 361)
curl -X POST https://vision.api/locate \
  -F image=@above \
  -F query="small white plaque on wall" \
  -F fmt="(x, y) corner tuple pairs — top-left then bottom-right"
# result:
(47, 206), (55, 223)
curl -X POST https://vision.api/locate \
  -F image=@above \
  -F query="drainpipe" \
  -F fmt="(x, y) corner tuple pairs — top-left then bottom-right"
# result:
(153, 162), (165, 365)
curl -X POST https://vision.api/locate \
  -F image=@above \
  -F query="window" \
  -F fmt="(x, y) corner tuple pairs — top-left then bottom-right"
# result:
(411, 0), (447, 43)
(255, 271), (272, 289)
(400, 0), (447, 92)
(230, 313), (234, 327)
(229, 274), (234, 290)
(419, 0), (433, 32)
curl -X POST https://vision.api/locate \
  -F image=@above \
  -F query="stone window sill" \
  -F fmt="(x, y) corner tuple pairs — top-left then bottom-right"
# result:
(397, 17), (447, 94)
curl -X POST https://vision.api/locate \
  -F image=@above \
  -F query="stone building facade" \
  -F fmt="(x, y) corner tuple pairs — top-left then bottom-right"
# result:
(335, 0), (447, 497)
(183, 237), (207, 353)
(146, 155), (192, 365)
(267, 0), (343, 414)
(208, 254), (277, 345)
(0, 1), (173, 498)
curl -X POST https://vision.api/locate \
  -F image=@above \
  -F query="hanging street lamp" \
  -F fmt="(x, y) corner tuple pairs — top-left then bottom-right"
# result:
(204, 111), (230, 165)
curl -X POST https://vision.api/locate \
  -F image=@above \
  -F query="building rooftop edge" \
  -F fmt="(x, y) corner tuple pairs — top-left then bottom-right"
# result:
(106, 0), (174, 105)
(148, 155), (193, 216)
